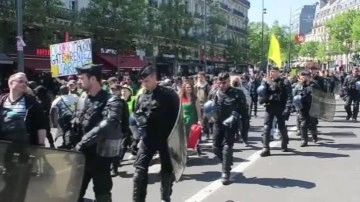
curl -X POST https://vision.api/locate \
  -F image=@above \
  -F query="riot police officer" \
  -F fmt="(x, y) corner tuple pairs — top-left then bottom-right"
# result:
(293, 70), (321, 147)
(258, 67), (292, 157)
(343, 68), (360, 122)
(132, 66), (180, 202)
(71, 64), (124, 202)
(207, 72), (249, 185)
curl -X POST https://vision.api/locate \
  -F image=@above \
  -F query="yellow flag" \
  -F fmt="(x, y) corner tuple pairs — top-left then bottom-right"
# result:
(268, 34), (282, 68)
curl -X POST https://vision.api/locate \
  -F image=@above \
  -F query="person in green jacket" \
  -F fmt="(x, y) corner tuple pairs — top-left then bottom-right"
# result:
(121, 85), (136, 113)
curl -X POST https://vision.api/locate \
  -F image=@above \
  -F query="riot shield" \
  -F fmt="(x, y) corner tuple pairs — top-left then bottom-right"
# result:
(333, 80), (342, 95)
(309, 88), (336, 122)
(167, 105), (187, 182)
(0, 141), (85, 202)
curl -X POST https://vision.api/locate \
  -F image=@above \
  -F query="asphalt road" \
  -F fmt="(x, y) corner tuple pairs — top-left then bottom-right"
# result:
(51, 99), (360, 202)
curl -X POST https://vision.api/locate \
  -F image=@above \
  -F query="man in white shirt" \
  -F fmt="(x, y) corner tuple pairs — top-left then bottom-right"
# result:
(50, 85), (79, 147)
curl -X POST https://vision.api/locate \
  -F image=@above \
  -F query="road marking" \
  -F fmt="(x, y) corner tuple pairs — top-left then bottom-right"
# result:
(184, 126), (298, 202)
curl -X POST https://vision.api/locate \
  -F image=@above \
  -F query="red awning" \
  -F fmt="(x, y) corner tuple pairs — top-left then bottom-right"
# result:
(8, 54), (50, 71)
(96, 54), (146, 70)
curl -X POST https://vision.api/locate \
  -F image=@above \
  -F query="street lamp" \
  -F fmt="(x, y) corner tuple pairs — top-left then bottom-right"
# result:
(203, 0), (208, 72)
(261, 0), (267, 71)
(16, 0), (24, 72)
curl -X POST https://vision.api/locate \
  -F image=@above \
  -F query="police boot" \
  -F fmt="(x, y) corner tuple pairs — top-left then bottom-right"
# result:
(160, 172), (174, 202)
(221, 145), (233, 185)
(310, 130), (318, 143)
(221, 172), (231, 185)
(345, 106), (352, 120)
(279, 128), (289, 152)
(300, 127), (308, 147)
(133, 168), (148, 202)
(95, 194), (112, 202)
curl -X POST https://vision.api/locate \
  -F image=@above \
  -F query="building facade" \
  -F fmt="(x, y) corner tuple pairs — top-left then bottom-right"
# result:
(291, 4), (317, 35)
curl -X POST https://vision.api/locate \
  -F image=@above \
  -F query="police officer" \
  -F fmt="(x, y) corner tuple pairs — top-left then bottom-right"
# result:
(293, 70), (321, 147)
(230, 75), (250, 146)
(70, 64), (124, 202)
(132, 66), (180, 202)
(259, 67), (292, 157)
(209, 72), (249, 185)
(343, 68), (360, 122)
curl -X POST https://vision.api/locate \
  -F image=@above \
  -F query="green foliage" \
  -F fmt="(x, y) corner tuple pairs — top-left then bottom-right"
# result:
(299, 41), (319, 58)
(316, 42), (327, 61)
(81, 0), (146, 53)
(156, 0), (196, 57)
(247, 21), (299, 64)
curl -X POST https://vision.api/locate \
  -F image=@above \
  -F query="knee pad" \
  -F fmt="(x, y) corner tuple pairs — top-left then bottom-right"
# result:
(133, 168), (147, 182)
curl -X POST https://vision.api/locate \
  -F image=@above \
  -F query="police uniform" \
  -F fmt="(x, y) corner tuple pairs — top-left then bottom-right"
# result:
(293, 71), (321, 147)
(259, 67), (292, 157)
(71, 64), (124, 202)
(211, 72), (249, 185)
(132, 66), (179, 202)
(343, 69), (360, 121)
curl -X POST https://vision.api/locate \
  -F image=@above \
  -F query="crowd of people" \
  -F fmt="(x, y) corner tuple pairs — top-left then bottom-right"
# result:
(0, 62), (358, 202)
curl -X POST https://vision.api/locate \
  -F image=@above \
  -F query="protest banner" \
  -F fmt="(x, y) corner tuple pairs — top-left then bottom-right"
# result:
(50, 39), (92, 77)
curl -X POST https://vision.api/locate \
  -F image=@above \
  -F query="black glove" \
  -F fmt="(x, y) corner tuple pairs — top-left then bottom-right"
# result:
(282, 109), (291, 121)
(223, 111), (239, 128)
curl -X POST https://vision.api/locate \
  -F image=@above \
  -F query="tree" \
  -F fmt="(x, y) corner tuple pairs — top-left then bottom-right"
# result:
(316, 42), (327, 62)
(225, 36), (247, 65)
(0, 0), (65, 50)
(298, 41), (319, 58)
(81, 0), (146, 53)
(247, 22), (270, 64)
(156, 0), (196, 59)
(206, 3), (227, 59)
(326, 10), (360, 54)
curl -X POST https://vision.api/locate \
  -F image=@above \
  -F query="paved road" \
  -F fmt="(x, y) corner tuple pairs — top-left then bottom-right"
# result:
(50, 99), (360, 202)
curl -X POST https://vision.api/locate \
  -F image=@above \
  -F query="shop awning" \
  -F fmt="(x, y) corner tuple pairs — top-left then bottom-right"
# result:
(8, 54), (50, 71)
(0, 53), (14, 65)
(96, 54), (146, 70)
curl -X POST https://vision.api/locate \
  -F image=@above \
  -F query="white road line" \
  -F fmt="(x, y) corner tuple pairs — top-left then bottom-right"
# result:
(184, 126), (298, 202)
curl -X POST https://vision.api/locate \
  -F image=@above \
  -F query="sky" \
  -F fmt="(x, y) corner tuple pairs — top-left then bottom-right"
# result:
(248, 0), (317, 26)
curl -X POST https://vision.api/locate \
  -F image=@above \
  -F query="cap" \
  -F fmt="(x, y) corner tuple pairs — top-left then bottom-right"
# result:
(299, 70), (311, 76)
(110, 84), (122, 90)
(138, 65), (156, 79)
(121, 85), (133, 95)
(68, 80), (76, 85)
(270, 66), (280, 71)
(76, 64), (103, 76)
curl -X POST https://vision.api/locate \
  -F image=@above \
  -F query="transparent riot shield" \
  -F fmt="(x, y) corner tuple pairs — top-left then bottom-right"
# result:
(309, 88), (336, 122)
(167, 106), (187, 182)
(333, 80), (342, 95)
(0, 141), (85, 202)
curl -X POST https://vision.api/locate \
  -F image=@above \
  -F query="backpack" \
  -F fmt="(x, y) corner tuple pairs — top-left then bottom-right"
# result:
(196, 83), (210, 104)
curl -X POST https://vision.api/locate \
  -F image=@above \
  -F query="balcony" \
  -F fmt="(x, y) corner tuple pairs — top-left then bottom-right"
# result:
(237, 0), (250, 8)
(227, 24), (247, 34)
(232, 9), (245, 17)
(219, 3), (231, 12)
(53, 7), (79, 20)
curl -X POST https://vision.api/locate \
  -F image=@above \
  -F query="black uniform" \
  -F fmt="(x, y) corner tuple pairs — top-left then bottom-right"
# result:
(132, 85), (179, 202)
(259, 77), (292, 156)
(293, 81), (320, 146)
(250, 78), (261, 117)
(72, 89), (123, 202)
(211, 86), (248, 183)
(343, 75), (360, 121)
